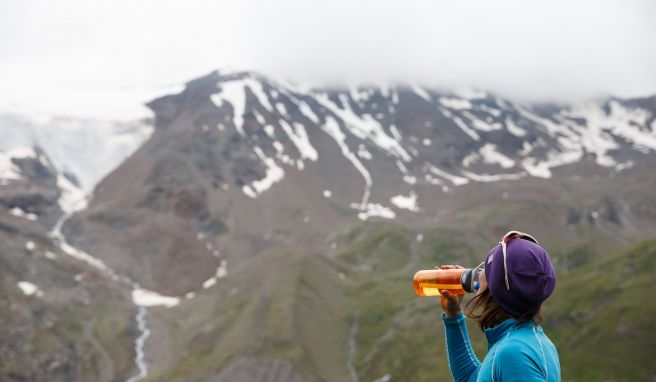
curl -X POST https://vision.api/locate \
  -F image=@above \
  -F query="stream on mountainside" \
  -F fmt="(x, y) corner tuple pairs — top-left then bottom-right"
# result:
(50, 212), (152, 382)
(347, 311), (360, 382)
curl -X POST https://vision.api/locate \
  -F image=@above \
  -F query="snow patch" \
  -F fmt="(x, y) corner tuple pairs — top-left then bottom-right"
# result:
(424, 173), (444, 185)
(411, 85), (432, 102)
(211, 80), (247, 136)
(440, 97), (472, 110)
(462, 152), (479, 168)
(505, 118), (526, 137)
(357, 203), (396, 221)
(0, 147), (34, 180)
(521, 158), (553, 178)
(242, 185), (257, 198)
(253, 110), (266, 125)
(321, 117), (372, 208)
(17, 281), (43, 297)
(244, 78), (274, 113)
(389, 125), (403, 142)
(202, 277), (216, 289)
(396, 160), (408, 174)
(478, 104), (502, 117)
(403, 175), (417, 185)
(349, 86), (370, 103)
(242, 147), (285, 197)
(202, 260), (228, 289)
(479, 144), (515, 168)
(278, 120), (318, 161)
(614, 160), (634, 172)
(461, 170), (525, 182)
(427, 165), (470, 186)
(57, 174), (88, 213)
(297, 100), (321, 124)
(276, 103), (288, 115)
(357, 144), (373, 160)
(132, 289), (180, 308)
(390, 192), (419, 212)
(463, 112), (502, 131)
(441, 110), (480, 141)
(9, 207), (38, 221)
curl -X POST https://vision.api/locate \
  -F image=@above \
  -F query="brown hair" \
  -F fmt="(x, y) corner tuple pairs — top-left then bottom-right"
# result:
(465, 289), (543, 331)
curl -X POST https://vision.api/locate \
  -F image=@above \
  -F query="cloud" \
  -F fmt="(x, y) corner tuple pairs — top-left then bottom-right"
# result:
(0, 0), (654, 119)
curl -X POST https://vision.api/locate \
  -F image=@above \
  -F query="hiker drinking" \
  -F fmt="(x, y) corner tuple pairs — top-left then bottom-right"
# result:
(438, 231), (561, 382)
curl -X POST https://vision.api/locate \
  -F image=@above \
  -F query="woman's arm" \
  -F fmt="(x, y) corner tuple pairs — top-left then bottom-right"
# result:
(442, 312), (481, 382)
(441, 289), (481, 382)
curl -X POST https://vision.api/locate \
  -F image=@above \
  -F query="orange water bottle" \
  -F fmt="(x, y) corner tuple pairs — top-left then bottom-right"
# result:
(413, 265), (482, 297)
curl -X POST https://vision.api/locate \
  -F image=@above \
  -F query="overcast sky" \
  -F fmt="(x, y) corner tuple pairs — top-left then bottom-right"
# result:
(0, 0), (655, 120)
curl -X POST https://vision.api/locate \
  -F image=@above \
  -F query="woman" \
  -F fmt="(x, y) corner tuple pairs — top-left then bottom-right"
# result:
(439, 231), (560, 382)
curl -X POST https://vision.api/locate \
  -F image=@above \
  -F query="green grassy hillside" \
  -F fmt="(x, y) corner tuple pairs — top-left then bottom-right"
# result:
(545, 240), (656, 381)
(146, 222), (656, 381)
(338, 226), (656, 382)
(146, 247), (351, 382)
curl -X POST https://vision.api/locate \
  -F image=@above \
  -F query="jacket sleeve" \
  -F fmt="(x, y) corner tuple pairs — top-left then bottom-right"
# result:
(442, 313), (481, 382)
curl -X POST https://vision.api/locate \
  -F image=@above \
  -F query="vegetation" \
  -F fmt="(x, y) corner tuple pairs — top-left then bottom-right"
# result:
(48, 223), (654, 382)
(545, 240), (656, 381)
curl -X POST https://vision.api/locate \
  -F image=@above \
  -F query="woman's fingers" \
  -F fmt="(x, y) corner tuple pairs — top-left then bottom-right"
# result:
(440, 290), (463, 317)
(440, 290), (462, 302)
(435, 264), (465, 270)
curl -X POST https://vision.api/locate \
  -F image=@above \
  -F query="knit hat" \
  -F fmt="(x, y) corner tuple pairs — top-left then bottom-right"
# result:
(483, 236), (556, 317)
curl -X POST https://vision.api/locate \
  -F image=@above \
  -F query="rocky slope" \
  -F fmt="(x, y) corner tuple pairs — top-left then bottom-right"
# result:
(0, 116), (153, 381)
(68, 70), (656, 296)
(0, 147), (135, 381)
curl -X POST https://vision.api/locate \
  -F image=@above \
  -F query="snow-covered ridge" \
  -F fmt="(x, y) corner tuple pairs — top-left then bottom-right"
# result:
(196, 71), (656, 220)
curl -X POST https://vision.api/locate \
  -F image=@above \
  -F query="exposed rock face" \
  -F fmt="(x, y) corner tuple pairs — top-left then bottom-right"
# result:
(0, 147), (60, 220)
(68, 70), (656, 295)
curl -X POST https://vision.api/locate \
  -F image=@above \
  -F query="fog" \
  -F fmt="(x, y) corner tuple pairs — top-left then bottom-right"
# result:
(0, 0), (654, 119)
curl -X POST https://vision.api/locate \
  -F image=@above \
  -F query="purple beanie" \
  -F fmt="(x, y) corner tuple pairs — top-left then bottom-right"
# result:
(484, 238), (556, 317)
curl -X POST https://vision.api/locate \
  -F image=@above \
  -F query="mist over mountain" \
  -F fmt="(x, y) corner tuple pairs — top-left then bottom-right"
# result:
(1, 70), (655, 381)
(3, 0), (655, 120)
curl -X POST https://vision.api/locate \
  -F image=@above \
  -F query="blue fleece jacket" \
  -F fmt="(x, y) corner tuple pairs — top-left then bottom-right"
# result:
(442, 313), (560, 382)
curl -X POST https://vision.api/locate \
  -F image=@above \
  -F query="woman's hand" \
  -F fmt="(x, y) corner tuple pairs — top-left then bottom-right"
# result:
(436, 265), (464, 317)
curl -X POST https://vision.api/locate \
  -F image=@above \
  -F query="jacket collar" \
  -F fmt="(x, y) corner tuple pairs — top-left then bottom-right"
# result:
(484, 318), (521, 348)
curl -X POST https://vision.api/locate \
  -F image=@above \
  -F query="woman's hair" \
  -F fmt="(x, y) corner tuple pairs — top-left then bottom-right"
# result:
(465, 289), (543, 331)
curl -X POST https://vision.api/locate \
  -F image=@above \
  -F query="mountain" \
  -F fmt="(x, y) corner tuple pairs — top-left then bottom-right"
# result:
(1, 70), (656, 381)
(68, 70), (656, 296)
(0, 115), (152, 381)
